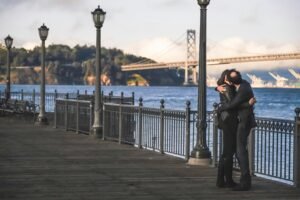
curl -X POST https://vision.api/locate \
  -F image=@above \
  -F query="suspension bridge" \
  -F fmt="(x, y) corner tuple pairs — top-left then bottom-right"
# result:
(121, 30), (300, 85)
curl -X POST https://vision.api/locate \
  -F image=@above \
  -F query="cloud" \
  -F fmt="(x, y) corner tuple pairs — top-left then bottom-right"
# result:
(208, 37), (300, 58)
(0, 0), (86, 14)
(123, 35), (300, 74)
(124, 37), (186, 62)
(22, 42), (39, 50)
(158, 0), (186, 7)
(207, 37), (300, 75)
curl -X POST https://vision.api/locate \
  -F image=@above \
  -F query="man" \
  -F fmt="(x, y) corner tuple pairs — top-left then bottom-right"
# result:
(217, 69), (257, 191)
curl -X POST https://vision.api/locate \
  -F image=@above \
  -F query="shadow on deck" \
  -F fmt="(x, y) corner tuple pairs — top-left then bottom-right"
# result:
(0, 117), (300, 200)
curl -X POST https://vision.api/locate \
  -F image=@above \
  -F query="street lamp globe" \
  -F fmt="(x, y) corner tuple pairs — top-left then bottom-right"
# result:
(38, 24), (49, 41)
(4, 35), (13, 49)
(92, 5), (106, 28)
(197, 0), (210, 7)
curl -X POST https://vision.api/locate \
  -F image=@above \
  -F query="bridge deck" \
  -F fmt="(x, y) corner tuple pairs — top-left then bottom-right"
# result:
(0, 117), (300, 200)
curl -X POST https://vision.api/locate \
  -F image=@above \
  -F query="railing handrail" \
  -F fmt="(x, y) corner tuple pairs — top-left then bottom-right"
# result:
(256, 116), (294, 123)
(56, 98), (91, 104)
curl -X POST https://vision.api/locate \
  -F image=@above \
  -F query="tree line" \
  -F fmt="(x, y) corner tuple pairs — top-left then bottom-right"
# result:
(0, 44), (183, 85)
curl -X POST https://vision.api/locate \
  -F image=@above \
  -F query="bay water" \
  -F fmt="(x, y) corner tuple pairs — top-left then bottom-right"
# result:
(1, 84), (299, 120)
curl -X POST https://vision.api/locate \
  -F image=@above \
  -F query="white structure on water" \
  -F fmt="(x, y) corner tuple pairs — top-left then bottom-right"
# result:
(246, 74), (268, 88)
(288, 69), (300, 80)
(207, 75), (217, 87)
(269, 72), (289, 87)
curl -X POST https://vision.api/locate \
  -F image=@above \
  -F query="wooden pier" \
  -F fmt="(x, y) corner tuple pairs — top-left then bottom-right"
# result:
(0, 117), (300, 200)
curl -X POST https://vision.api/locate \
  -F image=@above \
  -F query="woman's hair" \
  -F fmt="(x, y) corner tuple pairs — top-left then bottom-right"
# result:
(217, 69), (230, 86)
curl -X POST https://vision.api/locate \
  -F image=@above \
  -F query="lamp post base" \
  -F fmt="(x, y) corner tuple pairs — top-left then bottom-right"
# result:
(91, 126), (103, 138)
(188, 145), (211, 166)
(183, 82), (197, 87)
(188, 157), (211, 166)
(35, 116), (49, 126)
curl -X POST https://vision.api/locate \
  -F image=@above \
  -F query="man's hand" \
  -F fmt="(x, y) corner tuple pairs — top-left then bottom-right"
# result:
(216, 84), (226, 93)
(249, 97), (257, 106)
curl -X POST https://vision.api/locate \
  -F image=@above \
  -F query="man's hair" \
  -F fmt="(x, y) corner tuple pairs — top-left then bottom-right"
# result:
(227, 69), (242, 85)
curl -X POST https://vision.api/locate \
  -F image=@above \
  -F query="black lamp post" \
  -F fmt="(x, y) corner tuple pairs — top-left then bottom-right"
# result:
(36, 23), (49, 125)
(4, 35), (13, 100)
(190, 0), (211, 165)
(91, 5), (106, 137)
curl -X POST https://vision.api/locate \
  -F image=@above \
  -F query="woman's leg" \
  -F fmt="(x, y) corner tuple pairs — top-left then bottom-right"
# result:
(222, 120), (237, 185)
(216, 154), (225, 187)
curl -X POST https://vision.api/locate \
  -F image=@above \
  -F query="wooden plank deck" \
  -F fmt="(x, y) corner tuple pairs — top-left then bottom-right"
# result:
(0, 117), (300, 200)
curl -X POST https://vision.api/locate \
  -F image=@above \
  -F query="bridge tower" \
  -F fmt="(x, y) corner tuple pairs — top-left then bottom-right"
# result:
(184, 29), (197, 85)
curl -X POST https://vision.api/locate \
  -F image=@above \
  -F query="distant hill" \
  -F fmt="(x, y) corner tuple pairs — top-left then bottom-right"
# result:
(0, 44), (183, 86)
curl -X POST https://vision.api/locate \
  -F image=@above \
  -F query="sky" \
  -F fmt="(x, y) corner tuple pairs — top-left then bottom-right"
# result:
(0, 0), (299, 72)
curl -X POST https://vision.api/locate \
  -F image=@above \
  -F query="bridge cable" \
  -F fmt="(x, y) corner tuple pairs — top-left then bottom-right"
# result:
(129, 32), (186, 65)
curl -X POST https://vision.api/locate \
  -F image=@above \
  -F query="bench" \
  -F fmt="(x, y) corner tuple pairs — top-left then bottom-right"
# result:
(0, 98), (38, 120)
(0, 99), (17, 114)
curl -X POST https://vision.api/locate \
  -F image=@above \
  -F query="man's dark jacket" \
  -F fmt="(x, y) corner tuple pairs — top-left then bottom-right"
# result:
(219, 80), (256, 128)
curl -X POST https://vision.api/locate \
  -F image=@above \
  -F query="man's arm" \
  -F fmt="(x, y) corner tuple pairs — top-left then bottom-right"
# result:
(239, 97), (256, 108)
(219, 84), (252, 111)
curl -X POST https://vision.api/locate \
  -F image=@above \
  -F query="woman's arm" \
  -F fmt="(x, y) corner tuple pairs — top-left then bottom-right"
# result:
(223, 85), (235, 102)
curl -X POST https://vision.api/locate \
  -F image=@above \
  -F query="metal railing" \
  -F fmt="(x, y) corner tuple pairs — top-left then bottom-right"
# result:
(1, 90), (134, 112)
(54, 99), (93, 134)
(253, 117), (294, 182)
(53, 92), (135, 134)
(103, 99), (190, 159)
(52, 97), (299, 186)
(103, 100), (298, 184)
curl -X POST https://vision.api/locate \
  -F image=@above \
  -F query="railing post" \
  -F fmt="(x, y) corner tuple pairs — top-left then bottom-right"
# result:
(160, 99), (165, 154)
(185, 101), (191, 161)
(108, 92), (112, 102)
(212, 103), (219, 167)
(77, 90), (80, 99)
(248, 128), (256, 176)
(54, 99), (57, 128)
(76, 101), (79, 134)
(132, 92), (135, 105)
(102, 103), (106, 140)
(54, 89), (58, 99)
(32, 89), (36, 105)
(89, 102), (93, 134)
(21, 89), (24, 100)
(118, 103), (123, 144)
(120, 92), (124, 104)
(65, 100), (68, 131)
(138, 97), (143, 149)
(294, 108), (300, 187)
(100, 91), (104, 126)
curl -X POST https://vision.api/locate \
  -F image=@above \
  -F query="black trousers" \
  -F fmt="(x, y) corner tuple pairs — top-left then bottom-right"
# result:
(236, 120), (252, 179)
(218, 116), (237, 182)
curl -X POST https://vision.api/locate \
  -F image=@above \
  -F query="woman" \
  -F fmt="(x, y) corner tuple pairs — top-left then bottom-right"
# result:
(216, 70), (255, 188)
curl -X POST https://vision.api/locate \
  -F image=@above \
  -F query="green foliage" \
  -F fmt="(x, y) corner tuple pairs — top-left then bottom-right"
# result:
(0, 44), (182, 85)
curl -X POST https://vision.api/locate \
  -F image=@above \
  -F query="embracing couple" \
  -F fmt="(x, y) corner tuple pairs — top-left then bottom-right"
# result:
(215, 69), (257, 191)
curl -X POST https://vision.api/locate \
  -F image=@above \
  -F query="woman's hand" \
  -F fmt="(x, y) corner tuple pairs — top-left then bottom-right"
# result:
(249, 97), (257, 105)
(216, 84), (226, 93)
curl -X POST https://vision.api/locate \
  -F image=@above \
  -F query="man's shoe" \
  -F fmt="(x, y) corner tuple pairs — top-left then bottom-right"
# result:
(216, 180), (226, 188)
(232, 184), (251, 191)
(225, 181), (237, 188)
